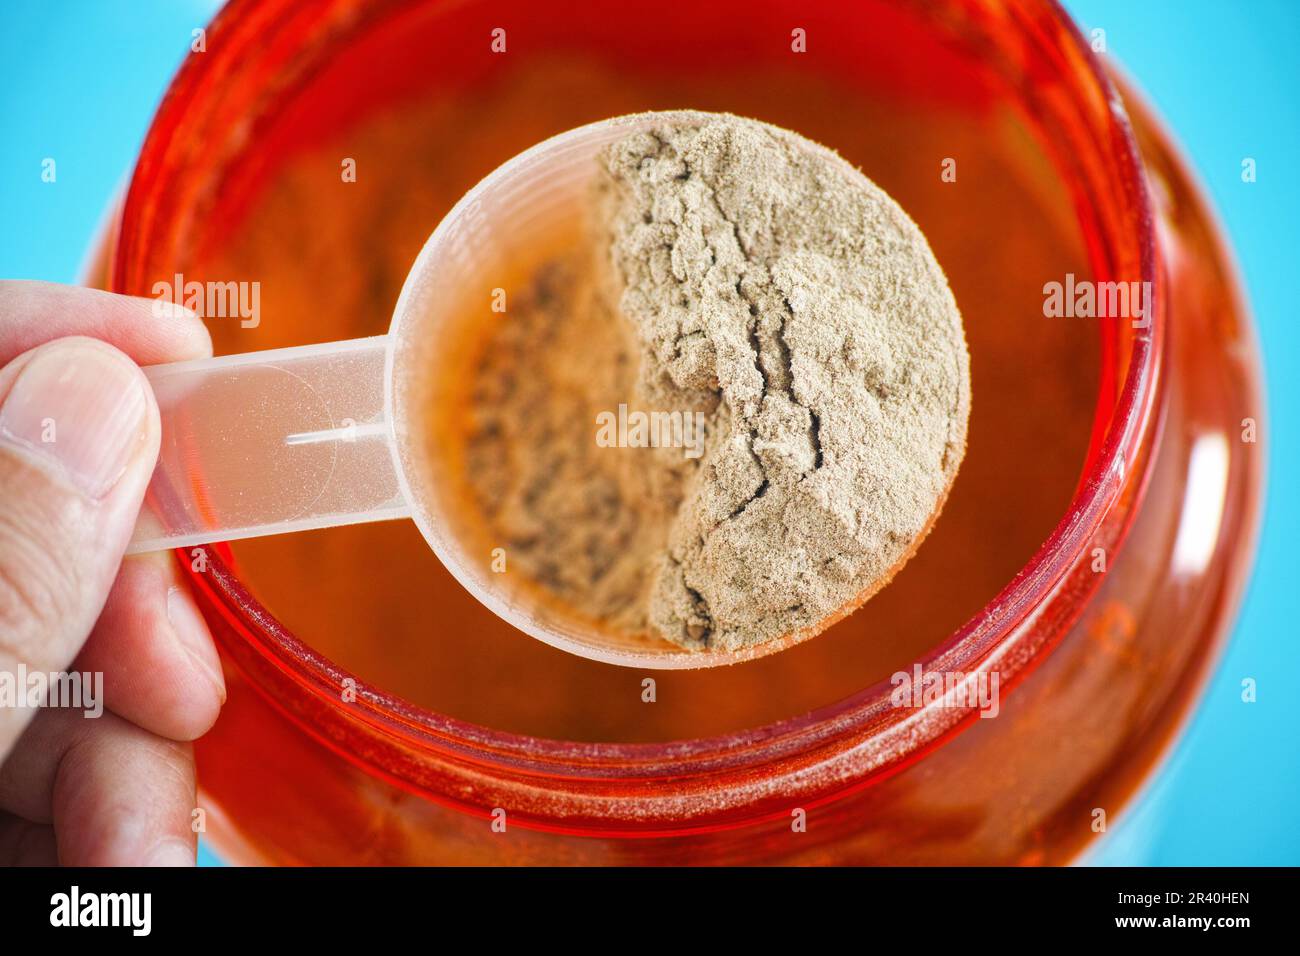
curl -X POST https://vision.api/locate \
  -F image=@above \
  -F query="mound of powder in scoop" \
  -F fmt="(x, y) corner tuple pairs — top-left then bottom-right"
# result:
(593, 112), (970, 652)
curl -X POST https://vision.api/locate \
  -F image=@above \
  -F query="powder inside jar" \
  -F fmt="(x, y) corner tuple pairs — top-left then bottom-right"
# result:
(464, 112), (970, 653)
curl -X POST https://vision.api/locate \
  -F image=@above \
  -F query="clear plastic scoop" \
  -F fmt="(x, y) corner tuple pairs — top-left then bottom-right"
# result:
(134, 111), (799, 670)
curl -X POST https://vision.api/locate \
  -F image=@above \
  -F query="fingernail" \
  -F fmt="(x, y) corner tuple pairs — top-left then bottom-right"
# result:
(167, 585), (226, 704)
(0, 342), (148, 499)
(144, 837), (195, 867)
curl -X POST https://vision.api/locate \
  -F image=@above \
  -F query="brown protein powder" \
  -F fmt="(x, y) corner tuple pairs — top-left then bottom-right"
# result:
(465, 112), (971, 653)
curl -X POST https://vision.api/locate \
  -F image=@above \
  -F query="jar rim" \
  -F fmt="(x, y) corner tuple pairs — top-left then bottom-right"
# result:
(114, 0), (1162, 827)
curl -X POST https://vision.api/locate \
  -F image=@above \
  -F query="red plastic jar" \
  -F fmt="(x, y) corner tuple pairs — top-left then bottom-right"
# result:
(104, 0), (1262, 864)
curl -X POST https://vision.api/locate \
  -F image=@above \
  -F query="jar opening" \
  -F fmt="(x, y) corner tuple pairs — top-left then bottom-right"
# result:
(114, 0), (1160, 829)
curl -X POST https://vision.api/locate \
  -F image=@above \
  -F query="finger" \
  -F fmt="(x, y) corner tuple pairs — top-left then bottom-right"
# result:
(0, 337), (159, 757)
(0, 706), (195, 866)
(75, 549), (225, 742)
(0, 280), (210, 366)
(0, 814), (57, 866)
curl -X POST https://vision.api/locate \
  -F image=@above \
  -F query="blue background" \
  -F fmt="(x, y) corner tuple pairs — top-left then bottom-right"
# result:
(0, 1), (1295, 866)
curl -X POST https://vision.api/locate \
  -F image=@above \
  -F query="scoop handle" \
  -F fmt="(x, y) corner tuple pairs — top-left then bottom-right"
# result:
(127, 335), (409, 555)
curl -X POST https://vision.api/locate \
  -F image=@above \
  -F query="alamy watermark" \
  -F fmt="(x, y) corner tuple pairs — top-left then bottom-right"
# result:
(0, 665), (103, 718)
(50, 886), (150, 936)
(595, 403), (706, 460)
(890, 664), (1000, 719)
(152, 273), (261, 328)
(1043, 273), (1152, 329)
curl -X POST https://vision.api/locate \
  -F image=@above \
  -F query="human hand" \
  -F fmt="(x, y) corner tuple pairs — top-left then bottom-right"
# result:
(0, 280), (225, 865)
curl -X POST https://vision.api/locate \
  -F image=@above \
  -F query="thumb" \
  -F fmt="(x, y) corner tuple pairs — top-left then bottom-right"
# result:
(0, 337), (158, 753)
